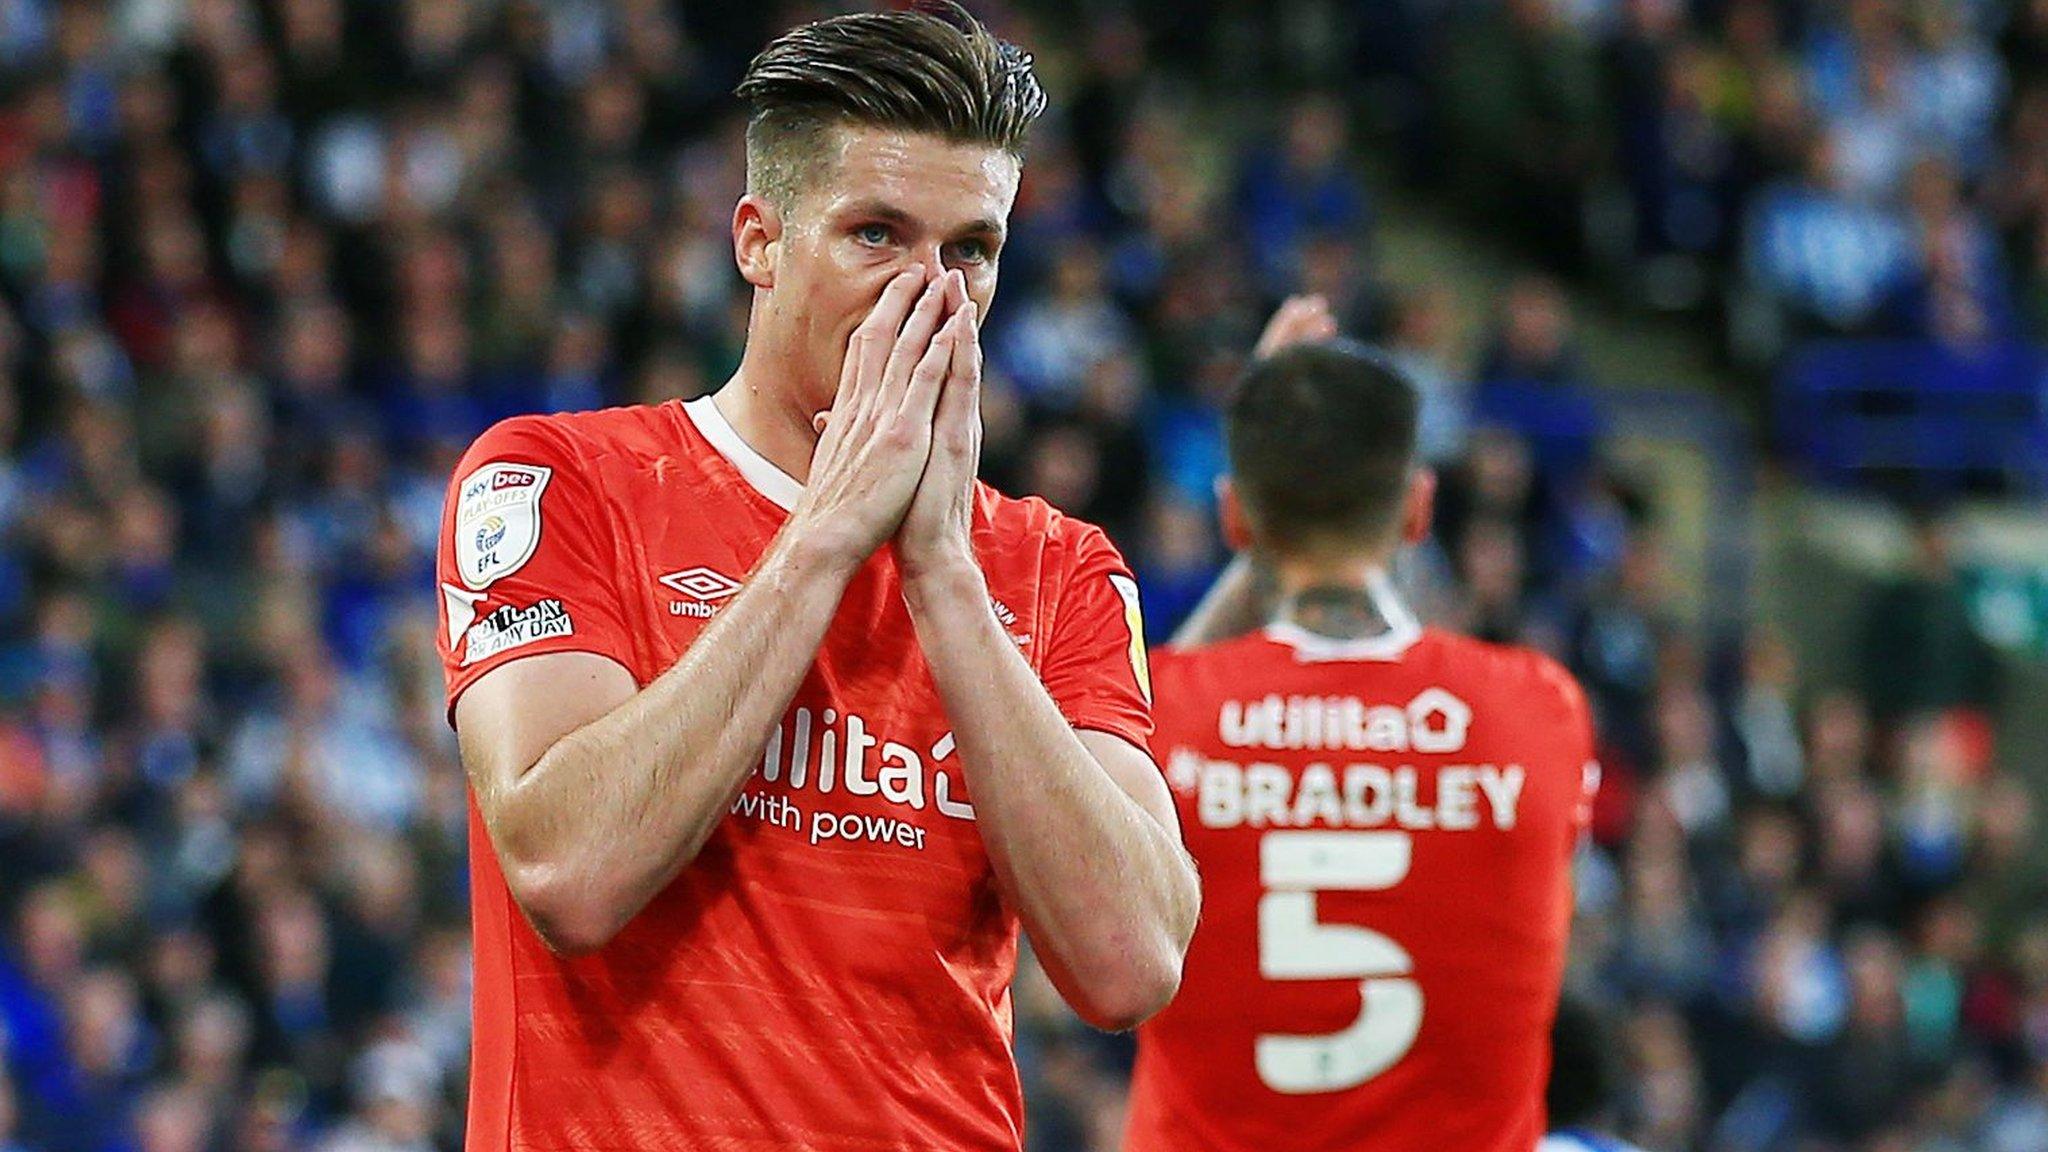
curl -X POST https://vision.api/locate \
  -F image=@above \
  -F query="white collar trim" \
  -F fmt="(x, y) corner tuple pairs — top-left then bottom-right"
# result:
(1262, 569), (1424, 663)
(684, 394), (804, 511)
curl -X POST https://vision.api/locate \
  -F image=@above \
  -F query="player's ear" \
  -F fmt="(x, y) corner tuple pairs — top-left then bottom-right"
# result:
(733, 194), (782, 290)
(1217, 477), (1254, 552)
(1402, 467), (1436, 546)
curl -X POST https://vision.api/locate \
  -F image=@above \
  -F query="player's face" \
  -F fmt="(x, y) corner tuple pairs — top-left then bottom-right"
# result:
(769, 126), (1018, 410)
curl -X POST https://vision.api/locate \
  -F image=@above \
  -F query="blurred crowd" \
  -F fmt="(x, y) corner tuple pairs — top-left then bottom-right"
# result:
(1396, 0), (2035, 358)
(1354, 0), (2048, 436)
(0, 2), (2032, 1152)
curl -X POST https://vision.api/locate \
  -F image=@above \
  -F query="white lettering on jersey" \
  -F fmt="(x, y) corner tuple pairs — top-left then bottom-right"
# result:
(454, 462), (552, 589)
(726, 712), (970, 853)
(751, 709), (974, 822)
(1218, 689), (1473, 754)
(1187, 752), (1526, 832)
(462, 598), (573, 664)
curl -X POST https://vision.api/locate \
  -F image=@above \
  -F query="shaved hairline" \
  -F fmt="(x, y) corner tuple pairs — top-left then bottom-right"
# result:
(747, 121), (1019, 218)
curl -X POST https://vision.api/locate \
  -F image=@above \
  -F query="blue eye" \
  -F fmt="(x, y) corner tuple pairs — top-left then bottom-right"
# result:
(951, 239), (991, 264)
(857, 224), (891, 245)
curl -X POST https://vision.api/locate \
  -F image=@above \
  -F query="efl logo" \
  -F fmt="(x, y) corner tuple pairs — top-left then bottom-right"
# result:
(474, 515), (507, 554)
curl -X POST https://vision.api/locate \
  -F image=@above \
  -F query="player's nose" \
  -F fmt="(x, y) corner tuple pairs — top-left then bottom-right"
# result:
(905, 244), (947, 285)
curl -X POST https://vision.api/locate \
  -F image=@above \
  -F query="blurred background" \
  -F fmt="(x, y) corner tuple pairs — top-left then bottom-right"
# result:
(0, 0), (2043, 1150)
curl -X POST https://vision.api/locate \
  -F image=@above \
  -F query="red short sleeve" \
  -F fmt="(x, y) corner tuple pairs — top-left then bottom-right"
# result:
(1040, 525), (1155, 753)
(1535, 653), (1601, 835)
(436, 415), (637, 724)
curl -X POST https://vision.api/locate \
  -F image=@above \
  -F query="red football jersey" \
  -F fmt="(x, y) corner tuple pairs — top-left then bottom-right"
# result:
(1126, 619), (1597, 1152)
(435, 396), (1154, 1152)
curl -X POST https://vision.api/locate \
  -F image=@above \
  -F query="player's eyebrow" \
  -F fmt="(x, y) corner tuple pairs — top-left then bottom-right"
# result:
(954, 216), (1006, 244)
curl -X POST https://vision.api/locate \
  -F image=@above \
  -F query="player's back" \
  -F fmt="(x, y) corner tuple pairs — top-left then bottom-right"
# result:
(1127, 623), (1597, 1152)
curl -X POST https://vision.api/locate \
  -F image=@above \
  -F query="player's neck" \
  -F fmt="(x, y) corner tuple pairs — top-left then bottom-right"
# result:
(711, 363), (824, 486)
(1269, 553), (1404, 642)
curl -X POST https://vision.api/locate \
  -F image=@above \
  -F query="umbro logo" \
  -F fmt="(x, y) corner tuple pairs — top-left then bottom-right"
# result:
(660, 566), (741, 600)
(659, 566), (741, 618)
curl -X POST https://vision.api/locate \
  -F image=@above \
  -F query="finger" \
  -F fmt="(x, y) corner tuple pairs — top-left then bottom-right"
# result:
(1254, 313), (1291, 357)
(935, 302), (982, 449)
(1284, 297), (1324, 334)
(865, 265), (927, 336)
(1303, 295), (1335, 332)
(844, 267), (927, 402)
(1259, 295), (1329, 356)
(813, 410), (831, 434)
(957, 300), (982, 385)
(879, 275), (950, 406)
(940, 268), (969, 316)
(902, 306), (958, 422)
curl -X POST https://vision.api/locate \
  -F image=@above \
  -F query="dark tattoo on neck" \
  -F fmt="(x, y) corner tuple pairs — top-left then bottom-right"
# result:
(1287, 584), (1394, 641)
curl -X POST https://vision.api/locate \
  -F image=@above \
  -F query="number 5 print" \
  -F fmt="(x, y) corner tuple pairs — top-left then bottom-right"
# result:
(1255, 830), (1423, 1093)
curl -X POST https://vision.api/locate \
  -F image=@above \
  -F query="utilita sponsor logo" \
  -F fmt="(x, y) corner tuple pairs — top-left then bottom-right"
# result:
(1219, 688), (1473, 754)
(724, 708), (974, 853)
(757, 707), (974, 820)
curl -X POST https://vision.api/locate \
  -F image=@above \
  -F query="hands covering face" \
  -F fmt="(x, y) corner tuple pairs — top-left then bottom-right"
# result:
(793, 267), (981, 576)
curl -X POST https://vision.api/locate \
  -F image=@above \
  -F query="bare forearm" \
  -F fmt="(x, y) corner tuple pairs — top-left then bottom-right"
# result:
(493, 535), (854, 940)
(905, 564), (1197, 1026)
(1171, 553), (1277, 648)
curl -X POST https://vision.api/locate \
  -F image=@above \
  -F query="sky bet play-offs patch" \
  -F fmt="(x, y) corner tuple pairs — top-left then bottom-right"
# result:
(455, 461), (553, 590)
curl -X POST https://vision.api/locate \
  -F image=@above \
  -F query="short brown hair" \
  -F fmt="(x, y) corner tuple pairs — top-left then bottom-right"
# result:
(1227, 340), (1420, 555)
(735, 2), (1047, 207)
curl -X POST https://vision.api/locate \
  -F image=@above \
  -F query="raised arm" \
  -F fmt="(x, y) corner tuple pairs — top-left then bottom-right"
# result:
(905, 565), (1198, 1030)
(1169, 552), (1278, 648)
(1170, 294), (1335, 649)
(894, 297), (1198, 1030)
(453, 269), (959, 954)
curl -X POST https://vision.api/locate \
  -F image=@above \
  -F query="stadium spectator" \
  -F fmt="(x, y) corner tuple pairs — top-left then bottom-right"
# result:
(1383, 286), (1472, 464)
(1542, 994), (1652, 1152)
(1860, 514), (2001, 722)
(0, 1070), (25, 1152)
(994, 243), (1129, 396)
(1233, 94), (1371, 294)
(1744, 134), (1913, 333)
(1478, 274), (1593, 393)
(1439, 0), (1606, 268)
